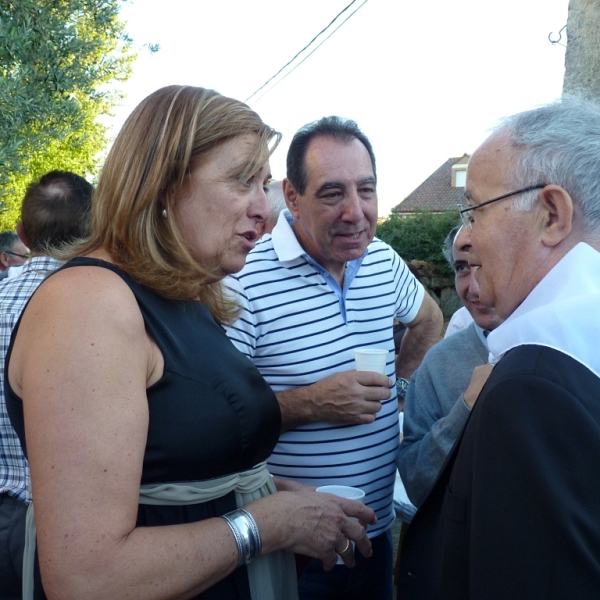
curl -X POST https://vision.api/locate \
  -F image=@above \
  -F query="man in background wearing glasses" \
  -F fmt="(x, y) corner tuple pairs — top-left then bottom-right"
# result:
(0, 232), (28, 281)
(398, 98), (600, 600)
(398, 225), (502, 511)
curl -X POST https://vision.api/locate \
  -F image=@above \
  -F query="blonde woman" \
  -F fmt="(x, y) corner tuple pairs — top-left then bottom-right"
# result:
(5, 86), (375, 600)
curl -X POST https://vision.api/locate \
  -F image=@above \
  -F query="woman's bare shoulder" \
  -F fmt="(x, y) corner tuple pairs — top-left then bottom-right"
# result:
(10, 262), (154, 395)
(27, 261), (144, 330)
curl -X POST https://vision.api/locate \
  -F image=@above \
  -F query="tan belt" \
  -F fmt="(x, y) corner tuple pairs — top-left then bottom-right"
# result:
(23, 462), (297, 600)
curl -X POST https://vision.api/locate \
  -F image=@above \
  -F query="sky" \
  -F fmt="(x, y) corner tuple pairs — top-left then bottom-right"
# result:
(109, 0), (570, 217)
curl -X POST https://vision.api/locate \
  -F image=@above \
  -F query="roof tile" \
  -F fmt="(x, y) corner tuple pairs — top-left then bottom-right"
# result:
(393, 155), (469, 213)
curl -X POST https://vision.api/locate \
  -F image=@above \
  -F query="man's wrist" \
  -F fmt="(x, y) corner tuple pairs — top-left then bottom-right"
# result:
(396, 377), (410, 398)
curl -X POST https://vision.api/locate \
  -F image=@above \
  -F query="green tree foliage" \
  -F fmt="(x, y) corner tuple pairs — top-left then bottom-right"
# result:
(0, 0), (136, 229)
(376, 211), (460, 276)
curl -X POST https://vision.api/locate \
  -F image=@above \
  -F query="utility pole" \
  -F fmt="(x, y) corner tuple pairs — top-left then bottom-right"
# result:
(563, 0), (600, 100)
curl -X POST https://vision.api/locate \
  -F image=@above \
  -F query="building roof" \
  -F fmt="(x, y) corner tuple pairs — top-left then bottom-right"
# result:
(393, 154), (469, 213)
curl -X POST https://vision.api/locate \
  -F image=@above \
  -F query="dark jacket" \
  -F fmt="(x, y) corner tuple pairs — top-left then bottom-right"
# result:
(398, 344), (600, 600)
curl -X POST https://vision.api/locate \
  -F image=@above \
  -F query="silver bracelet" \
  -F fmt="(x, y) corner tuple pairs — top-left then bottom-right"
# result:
(221, 508), (262, 567)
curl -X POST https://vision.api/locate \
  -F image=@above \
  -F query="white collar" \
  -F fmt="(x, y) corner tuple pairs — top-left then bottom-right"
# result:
(271, 209), (307, 263)
(487, 242), (600, 378)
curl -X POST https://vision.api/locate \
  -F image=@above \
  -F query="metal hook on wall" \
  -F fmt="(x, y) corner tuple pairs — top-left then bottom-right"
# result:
(548, 25), (567, 47)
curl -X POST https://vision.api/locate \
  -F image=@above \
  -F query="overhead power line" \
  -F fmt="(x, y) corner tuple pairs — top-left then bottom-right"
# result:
(250, 0), (369, 104)
(244, 0), (369, 104)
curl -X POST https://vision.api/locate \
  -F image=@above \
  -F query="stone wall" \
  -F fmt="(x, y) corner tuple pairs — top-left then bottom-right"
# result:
(563, 0), (600, 101)
(409, 261), (460, 319)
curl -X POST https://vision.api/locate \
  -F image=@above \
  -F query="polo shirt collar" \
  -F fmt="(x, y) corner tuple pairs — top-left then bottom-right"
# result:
(271, 209), (306, 263)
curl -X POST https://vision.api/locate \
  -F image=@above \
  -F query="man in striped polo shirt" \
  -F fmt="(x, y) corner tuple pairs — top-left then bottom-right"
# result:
(226, 116), (442, 600)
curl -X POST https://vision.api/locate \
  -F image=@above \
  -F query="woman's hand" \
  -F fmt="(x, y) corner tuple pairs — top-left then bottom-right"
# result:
(273, 477), (316, 493)
(246, 490), (377, 570)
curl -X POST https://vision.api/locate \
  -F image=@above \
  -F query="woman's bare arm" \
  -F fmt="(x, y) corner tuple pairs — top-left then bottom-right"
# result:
(11, 266), (375, 600)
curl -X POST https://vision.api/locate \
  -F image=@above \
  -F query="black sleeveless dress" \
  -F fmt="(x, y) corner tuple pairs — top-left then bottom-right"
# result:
(5, 258), (282, 600)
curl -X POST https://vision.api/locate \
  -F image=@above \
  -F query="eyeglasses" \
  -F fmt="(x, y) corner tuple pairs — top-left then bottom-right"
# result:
(3, 251), (29, 260)
(457, 184), (548, 231)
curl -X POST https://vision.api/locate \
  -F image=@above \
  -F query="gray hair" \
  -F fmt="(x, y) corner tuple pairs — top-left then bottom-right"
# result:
(441, 225), (462, 272)
(496, 97), (600, 236)
(266, 180), (286, 218)
(0, 231), (20, 254)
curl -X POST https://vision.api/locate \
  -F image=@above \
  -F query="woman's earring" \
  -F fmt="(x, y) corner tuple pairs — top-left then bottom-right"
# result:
(162, 208), (168, 218)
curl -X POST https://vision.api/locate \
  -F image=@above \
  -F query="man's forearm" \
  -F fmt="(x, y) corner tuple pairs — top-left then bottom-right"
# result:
(396, 327), (439, 379)
(399, 394), (471, 506)
(275, 386), (318, 432)
(396, 294), (443, 379)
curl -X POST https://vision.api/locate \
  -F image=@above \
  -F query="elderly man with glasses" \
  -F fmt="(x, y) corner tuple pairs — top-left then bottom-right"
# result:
(0, 232), (28, 280)
(397, 98), (600, 600)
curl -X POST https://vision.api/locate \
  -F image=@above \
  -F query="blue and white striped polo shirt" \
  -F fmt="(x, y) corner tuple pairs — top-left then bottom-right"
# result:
(226, 211), (424, 537)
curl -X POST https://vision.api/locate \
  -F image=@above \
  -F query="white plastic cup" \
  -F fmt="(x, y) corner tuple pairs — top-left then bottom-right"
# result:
(354, 348), (388, 374)
(316, 485), (365, 564)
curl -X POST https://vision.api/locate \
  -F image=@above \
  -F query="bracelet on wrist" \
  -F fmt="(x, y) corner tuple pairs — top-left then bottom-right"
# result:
(221, 508), (262, 566)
